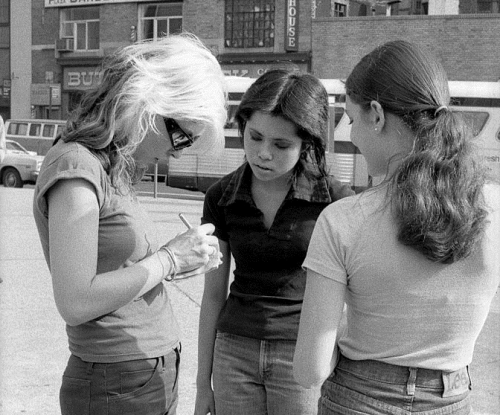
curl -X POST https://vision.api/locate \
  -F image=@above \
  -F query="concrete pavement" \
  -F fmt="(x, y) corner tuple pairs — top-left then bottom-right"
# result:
(0, 187), (498, 414)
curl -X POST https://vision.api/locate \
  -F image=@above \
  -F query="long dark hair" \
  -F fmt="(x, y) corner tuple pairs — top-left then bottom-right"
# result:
(235, 69), (329, 178)
(346, 40), (488, 264)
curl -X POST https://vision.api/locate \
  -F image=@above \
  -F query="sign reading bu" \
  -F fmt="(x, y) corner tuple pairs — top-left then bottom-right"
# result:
(63, 67), (102, 91)
(285, 0), (299, 52)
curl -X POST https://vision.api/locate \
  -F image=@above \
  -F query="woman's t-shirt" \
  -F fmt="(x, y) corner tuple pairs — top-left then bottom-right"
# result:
(33, 140), (180, 363)
(304, 183), (500, 371)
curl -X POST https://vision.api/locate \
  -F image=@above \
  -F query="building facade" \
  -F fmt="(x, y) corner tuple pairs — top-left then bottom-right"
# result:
(1, 0), (499, 119)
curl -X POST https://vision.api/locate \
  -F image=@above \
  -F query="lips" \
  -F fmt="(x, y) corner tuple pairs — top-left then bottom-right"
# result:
(255, 164), (272, 171)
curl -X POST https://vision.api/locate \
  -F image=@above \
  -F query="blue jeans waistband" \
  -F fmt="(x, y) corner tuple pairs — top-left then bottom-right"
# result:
(336, 354), (469, 389)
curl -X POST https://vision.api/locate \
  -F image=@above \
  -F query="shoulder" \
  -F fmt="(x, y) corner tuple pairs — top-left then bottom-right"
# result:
(42, 140), (103, 176)
(35, 141), (107, 216)
(205, 163), (247, 205)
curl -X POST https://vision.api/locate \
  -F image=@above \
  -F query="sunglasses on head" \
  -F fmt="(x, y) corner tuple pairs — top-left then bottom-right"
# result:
(163, 118), (196, 151)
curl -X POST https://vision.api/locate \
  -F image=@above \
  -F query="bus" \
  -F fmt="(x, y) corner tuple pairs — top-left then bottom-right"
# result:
(166, 77), (500, 193)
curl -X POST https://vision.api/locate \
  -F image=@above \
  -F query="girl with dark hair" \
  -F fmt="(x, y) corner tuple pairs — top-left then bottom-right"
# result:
(294, 40), (500, 414)
(195, 69), (354, 415)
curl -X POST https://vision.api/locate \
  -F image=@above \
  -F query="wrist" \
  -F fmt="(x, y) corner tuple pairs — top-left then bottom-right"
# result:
(157, 246), (178, 281)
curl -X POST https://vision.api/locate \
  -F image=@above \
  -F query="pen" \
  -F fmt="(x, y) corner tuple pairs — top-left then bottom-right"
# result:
(178, 213), (192, 229)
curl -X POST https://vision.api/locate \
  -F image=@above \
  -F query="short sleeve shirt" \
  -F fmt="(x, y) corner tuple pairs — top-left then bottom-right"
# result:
(303, 184), (500, 371)
(202, 162), (354, 340)
(33, 140), (180, 362)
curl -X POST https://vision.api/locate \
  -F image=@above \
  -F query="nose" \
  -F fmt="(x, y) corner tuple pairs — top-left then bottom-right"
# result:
(257, 142), (272, 160)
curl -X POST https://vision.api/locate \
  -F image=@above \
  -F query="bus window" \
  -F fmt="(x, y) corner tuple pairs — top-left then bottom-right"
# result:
(225, 104), (239, 130)
(57, 125), (65, 137)
(333, 107), (345, 128)
(225, 136), (243, 149)
(43, 124), (55, 138)
(8, 122), (28, 135)
(459, 111), (489, 137)
(29, 123), (41, 137)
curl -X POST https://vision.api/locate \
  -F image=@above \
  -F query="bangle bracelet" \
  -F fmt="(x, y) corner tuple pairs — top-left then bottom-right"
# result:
(159, 245), (178, 281)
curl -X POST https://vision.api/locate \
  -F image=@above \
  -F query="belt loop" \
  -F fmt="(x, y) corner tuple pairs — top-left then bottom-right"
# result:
(406, 368), (417, 396)
(86, 361), (95, 375)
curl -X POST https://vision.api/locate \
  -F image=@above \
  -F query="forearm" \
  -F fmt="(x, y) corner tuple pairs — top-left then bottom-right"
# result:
(56, 250), (173, 326)
(196, 292), (226, 386)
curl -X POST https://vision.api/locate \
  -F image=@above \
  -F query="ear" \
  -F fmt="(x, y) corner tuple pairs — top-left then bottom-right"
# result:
(369, 100), (385, 133)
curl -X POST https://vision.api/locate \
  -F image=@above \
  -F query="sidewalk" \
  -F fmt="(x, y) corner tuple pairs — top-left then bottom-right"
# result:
(0, 187), (498, 414)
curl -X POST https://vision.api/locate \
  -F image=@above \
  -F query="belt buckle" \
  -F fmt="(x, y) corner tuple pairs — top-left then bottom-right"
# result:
(442, 367), (470, 397)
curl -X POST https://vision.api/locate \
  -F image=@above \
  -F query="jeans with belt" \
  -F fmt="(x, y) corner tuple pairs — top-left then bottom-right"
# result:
(319, 354), (472, 415)
(60, 346), (180, 415)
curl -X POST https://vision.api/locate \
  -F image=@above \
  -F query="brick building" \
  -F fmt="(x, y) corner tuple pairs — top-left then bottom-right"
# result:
(1, 0), (499, 119)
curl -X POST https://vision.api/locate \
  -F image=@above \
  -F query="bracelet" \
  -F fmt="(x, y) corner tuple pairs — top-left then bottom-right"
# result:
(159, 245), (179, 281)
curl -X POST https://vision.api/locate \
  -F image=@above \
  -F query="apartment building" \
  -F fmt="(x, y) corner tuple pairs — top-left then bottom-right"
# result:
(1, 0), (499, 119)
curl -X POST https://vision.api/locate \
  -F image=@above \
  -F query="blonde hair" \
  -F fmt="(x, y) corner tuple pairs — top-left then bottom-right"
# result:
(63, 33), (227, 190)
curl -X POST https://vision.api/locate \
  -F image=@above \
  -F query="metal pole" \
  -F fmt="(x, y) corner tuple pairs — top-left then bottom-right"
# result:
(153, 160), (158, 198)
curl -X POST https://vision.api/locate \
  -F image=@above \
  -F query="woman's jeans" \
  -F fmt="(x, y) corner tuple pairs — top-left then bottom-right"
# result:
(213, 332), (320, 415)
(60, 346), (180, 415)
(319, 354), (472, 415)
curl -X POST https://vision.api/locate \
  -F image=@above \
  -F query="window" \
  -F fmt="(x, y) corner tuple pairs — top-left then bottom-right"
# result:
(333, 2), (347, 17)
(477, 0), (500, 13)
(140, 3), (182, 40)
(60, 7), (100, 51)
(7, 122), (28, 136)
(29, 124), (41, 137)
(0, 0), (8, 24)
(225, 0), (275, 48)
(459, 111), (489, 138)
(42, 125), (55, 138)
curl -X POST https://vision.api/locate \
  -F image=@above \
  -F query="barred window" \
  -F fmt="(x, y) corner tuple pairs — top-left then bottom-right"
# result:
(225, 0), (275, 48)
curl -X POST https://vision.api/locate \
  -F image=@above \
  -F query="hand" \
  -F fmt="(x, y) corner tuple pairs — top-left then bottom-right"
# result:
(163, 223), (221, 275)
(194, 385), (216, 415)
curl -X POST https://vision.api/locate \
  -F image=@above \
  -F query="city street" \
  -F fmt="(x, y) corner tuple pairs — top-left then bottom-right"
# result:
(0, 187), (498, 415)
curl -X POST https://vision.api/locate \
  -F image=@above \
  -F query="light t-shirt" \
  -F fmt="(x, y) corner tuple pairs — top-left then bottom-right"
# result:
(33, 140), (180, 362)
(303, 183), (500, 371)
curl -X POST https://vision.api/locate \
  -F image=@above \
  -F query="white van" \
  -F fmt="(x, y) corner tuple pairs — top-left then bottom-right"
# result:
(5, 119), (66, 156)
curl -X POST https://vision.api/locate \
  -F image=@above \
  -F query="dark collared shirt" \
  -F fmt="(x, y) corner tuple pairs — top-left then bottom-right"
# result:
(202, 162), (354, 340)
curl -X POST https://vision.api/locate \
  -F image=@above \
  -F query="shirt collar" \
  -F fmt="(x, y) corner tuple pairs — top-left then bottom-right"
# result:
(218, 161), (334, 207)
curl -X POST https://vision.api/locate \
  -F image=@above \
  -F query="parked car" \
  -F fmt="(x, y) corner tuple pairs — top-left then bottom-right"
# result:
(0, 140), (44, 188)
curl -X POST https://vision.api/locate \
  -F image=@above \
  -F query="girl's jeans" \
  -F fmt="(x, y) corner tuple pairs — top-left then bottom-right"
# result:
(319, 354), (472, 415)
(60, 346), (180, 415)
(213, 332), (320, 415)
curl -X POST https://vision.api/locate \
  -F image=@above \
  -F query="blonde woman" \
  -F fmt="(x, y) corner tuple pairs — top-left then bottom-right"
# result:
(33, 34), (227, 415)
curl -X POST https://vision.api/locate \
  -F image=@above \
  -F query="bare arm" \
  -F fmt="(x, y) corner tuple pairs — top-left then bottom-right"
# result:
(293, 269), (346, 388)
(48, 178), (218, 326)
(194, 240), (231, 415)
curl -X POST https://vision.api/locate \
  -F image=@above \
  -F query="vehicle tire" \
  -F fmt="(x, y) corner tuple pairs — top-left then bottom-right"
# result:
(2, 168), (24, 188)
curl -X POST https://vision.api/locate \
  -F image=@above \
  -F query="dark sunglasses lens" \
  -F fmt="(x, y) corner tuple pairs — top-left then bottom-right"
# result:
(165, 119), (194, 150)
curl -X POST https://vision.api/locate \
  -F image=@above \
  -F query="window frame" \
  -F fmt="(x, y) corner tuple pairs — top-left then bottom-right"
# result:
(60, 7), (100, 52)
(139, 3), (183, 41)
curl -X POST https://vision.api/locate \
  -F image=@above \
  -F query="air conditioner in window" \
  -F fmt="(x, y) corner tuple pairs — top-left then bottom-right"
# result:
(55, 38), (74, 52)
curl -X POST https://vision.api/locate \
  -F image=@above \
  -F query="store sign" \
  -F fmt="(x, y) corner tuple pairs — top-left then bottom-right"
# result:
(63, 67), (102, 90)
(222, 62), (307, 78)
(285, 0), (299, 52)
(31, 84), (62, 106)
(45, 0), (150, 7)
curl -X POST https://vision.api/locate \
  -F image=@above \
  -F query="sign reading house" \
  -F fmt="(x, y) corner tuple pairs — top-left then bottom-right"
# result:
(285, 0), (299, 52)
